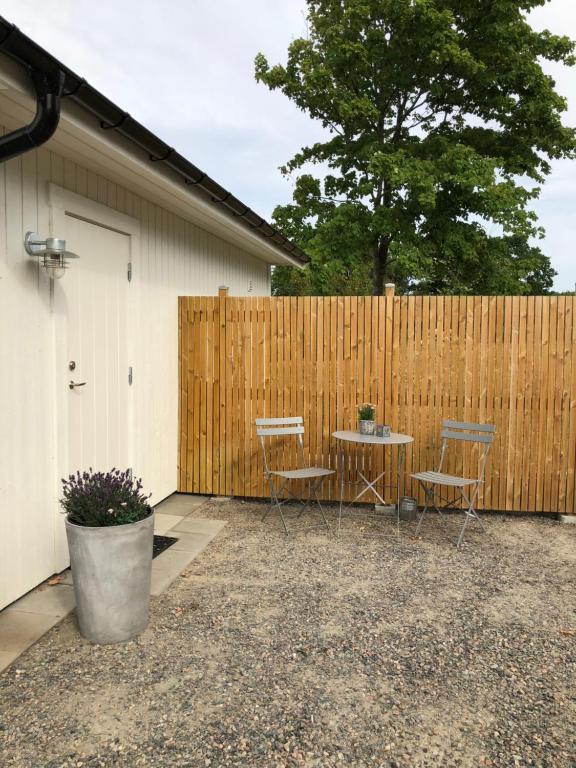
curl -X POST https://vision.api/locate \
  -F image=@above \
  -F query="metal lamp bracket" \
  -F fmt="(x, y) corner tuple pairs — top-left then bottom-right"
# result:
(24, 231), (47, 256)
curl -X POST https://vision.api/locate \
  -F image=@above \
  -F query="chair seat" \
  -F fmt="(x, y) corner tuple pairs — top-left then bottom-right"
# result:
(271, 467), (335, 480)
(411, 470), (478, 487)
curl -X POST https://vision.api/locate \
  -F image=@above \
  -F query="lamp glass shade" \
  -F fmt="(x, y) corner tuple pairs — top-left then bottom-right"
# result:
(43, 253), (66, 280)
(45, 264), (66, 280)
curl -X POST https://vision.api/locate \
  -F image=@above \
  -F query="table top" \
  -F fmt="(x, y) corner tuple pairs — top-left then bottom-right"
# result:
(332, 430), (414, 446)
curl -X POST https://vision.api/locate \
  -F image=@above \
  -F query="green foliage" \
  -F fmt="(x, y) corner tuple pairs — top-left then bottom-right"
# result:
(256, 0), (575, 296)
(61, 469), (152, 527)
(358, 404), (376, 420)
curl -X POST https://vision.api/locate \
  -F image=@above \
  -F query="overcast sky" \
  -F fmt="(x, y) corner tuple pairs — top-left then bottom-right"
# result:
(2, 0), (575, 290)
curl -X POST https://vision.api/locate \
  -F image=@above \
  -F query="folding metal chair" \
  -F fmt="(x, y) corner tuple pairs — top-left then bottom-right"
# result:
(411, 420), (496, 548)
(256, 417), (334, 534)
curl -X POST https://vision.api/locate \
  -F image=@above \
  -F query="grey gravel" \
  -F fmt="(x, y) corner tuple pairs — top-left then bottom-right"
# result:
(1, 500), (575, 768)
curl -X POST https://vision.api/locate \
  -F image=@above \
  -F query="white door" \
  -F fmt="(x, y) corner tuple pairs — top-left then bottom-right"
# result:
(64, 215), (132, 477)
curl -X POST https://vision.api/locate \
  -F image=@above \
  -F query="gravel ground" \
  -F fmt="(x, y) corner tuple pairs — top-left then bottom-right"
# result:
(1, 500), (575, 768)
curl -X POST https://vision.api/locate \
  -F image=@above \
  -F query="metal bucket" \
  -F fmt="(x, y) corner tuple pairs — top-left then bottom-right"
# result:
(399, 496), (418, 521)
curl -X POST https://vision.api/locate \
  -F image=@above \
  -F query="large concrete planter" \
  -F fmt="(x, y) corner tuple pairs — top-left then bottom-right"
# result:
(65, 512), (154, 644)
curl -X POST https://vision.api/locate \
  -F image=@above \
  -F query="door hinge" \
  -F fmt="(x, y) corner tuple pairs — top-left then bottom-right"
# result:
(128, 366), (133, 385)
(127, 262), (132, 282)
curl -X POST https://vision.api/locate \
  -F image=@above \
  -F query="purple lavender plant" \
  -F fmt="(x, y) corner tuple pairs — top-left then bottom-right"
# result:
(61, 468), (152, 527)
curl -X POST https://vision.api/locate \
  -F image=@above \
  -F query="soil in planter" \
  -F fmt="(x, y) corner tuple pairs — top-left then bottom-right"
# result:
(152, 535), (178, 559)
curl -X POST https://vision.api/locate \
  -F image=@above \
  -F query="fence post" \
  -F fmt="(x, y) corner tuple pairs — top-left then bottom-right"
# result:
(217, 288), (229, 495)
(383, 284), (395, 442)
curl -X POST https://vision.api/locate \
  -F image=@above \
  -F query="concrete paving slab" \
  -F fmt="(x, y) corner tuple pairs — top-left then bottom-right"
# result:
(150, 569), (178, 597)
(3, 585), (75, 618)
(169, 532), (213, 553)
(0, 649), (21, 673)
(150, 550), (197, 596)
(152, 548), (199, 574)
(156, 494), (209, 517)
(172, 517), (227, 535)
(0, 611), (60, 653)
(149, 523), (225, 596)
(154, 513), (183, 535)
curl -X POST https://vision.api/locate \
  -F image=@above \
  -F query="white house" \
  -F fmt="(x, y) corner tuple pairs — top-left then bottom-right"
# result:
(0, 18), (306, 609)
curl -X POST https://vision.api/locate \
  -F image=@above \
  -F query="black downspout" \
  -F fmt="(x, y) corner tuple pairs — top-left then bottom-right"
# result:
(0, 67), (64, 162)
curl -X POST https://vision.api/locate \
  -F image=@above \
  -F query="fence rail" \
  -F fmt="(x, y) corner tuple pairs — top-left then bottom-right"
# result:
(178, 294), (576, 514)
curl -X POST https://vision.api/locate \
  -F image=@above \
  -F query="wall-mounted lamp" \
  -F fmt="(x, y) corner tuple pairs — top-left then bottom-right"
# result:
(24, 231), (79, 279)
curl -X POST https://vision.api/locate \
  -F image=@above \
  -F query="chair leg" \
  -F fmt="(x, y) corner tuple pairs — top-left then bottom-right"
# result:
(456, 488), (484, 548)
(298, 480), (312, 518)
(295, 478), (322, 521)
(277, 506), (290, 535)
(415, 503), (428, 535)
(312, 481), (331, 532)
(265, 477), (290, 535)
(263, 476), (277, 521)
(415, 482), (432, 535)
(415, 480), (485, 549)
(432, 502), (447, 528)
(263, 476), (331, 535)
(273, 481), (290, 535)
(456, 511), (470, 549)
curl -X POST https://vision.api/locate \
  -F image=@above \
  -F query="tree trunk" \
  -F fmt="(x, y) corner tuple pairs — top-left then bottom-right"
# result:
(372, 237), (389, 295)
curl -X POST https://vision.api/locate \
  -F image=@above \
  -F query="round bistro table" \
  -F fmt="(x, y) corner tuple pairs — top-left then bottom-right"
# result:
(332, 430), (414, 534)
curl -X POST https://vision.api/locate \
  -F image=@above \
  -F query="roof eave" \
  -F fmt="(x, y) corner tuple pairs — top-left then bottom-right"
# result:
(0, 16), (309, 268)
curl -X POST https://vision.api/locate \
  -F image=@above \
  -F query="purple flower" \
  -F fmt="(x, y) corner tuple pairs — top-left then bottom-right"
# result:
(59, 468), (151, 528)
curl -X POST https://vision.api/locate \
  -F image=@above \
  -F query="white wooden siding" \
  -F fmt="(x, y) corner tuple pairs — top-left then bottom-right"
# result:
(0, 136), (271, 609)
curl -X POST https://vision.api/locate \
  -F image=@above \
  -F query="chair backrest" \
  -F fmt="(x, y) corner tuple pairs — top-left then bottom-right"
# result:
(437, 420), (496, 480)
(256, 416), (304, 436)
(255, 417), (306, 475)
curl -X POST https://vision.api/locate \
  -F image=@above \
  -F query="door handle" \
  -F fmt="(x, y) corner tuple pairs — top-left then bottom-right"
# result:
(69, 381), (87, 390)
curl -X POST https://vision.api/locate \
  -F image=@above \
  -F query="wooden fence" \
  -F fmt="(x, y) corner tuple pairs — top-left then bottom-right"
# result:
(178, 292), (576, 515)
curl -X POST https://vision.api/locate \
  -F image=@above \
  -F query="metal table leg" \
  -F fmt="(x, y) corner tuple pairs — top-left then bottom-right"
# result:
(333, 433), (413, 537)
(396, 443), (406, 536)
(338, 440), (345, 533)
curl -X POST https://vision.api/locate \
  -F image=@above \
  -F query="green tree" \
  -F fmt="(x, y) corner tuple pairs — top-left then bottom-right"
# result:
(255, 0), (575, 296)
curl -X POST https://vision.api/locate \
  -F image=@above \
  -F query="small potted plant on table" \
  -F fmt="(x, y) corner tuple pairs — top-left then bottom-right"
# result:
(358, 403), (376, 435)
(61, 468), (154, 644)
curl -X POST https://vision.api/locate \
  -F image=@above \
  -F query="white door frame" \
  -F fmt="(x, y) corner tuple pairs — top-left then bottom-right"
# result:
(48, 183), (140, 571)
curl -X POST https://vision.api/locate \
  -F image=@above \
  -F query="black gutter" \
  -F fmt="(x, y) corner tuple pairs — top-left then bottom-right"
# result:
(0, 17), (308, 265)
(0, 65), (64, 162)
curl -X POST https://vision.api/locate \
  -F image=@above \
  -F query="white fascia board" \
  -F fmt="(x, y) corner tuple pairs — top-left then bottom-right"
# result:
(0, 60), (304, 269)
